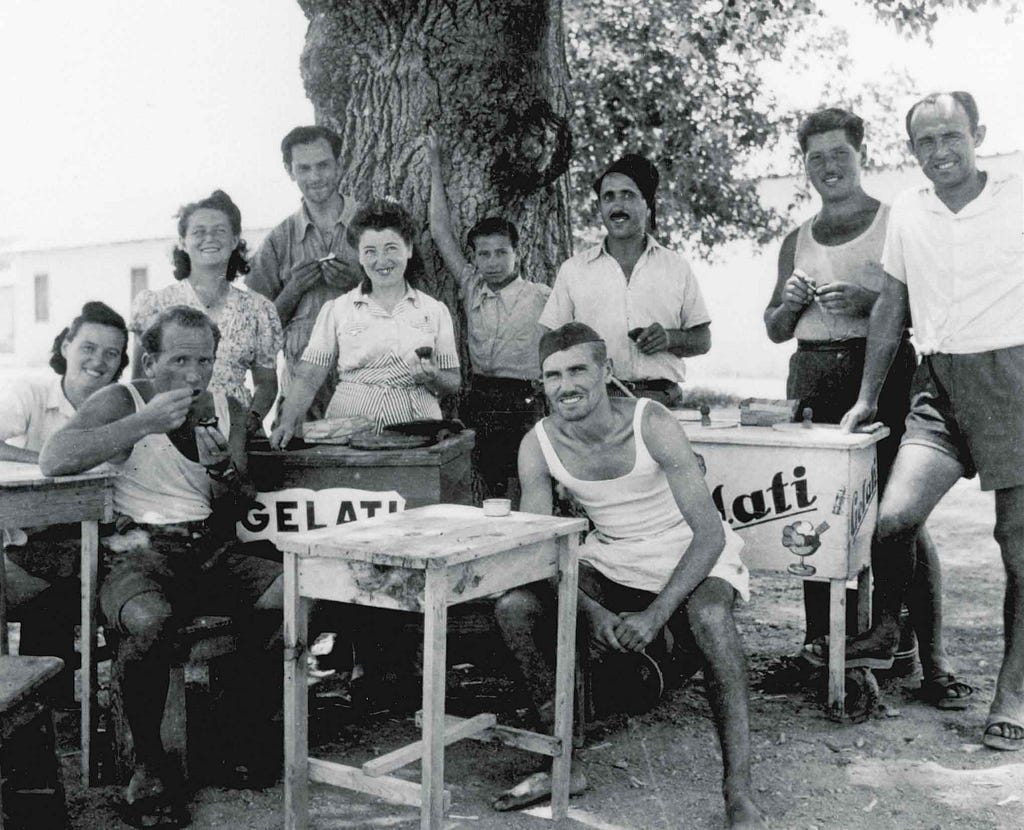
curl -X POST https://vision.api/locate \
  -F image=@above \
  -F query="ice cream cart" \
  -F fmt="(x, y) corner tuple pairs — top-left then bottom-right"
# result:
(677, 417), (889, 719)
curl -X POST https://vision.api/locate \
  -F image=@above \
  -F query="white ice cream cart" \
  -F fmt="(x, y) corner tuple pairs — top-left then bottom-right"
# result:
(677, 417), (889, 719)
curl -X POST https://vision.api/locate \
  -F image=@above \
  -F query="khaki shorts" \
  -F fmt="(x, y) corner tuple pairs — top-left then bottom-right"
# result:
(902, 344), (1024, 491)
(99, 522), (281, 632)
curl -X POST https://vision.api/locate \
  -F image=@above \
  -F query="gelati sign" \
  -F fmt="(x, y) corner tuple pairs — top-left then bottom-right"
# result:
(236, 488), (406, 542)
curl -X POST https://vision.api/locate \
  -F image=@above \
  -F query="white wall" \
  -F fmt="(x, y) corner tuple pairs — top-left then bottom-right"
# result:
(0, 230), (268, 369)
(684, 152), (1023, 395)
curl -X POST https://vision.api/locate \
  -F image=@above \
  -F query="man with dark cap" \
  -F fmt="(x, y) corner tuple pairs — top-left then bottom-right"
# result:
(538, 154), (712, 407)
(491, 323), (764, 827)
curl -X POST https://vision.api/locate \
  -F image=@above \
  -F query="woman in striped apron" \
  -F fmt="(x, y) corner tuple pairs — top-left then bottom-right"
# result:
(271, 200), (461, 444)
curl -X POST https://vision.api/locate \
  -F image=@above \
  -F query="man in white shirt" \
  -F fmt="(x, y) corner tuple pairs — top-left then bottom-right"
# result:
(835, 92), (1024, 752)
(538, 154), (711, 407)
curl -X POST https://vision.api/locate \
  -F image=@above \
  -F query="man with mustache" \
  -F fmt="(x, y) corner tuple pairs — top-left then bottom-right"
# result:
(833, 91), (1024, 752)
(41, 306), (284, 824)
(492, 323), (763, 827)
(246, 125), (362, 420)
(538, 154), (711, 407)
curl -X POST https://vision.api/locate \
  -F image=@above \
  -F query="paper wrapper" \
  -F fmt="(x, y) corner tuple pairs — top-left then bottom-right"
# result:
(299, 415), (375, 445)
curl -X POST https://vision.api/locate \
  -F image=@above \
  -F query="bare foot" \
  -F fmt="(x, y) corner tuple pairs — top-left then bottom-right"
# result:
(492, 768), (588, 811)
(726, 792), (767, 828)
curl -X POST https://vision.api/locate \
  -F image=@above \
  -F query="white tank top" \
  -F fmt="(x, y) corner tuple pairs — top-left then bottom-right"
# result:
(534, 399), (683, 540)
(793, 203), (889, 342)
(112, 384), (231, 524)
(533, 398), (749, 597)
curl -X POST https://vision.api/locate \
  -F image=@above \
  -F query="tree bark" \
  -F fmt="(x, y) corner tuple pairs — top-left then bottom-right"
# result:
(297, 0), (574, 320)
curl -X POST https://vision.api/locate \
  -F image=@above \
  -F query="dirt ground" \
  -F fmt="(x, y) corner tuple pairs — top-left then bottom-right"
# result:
(54, 477), (1024, 830)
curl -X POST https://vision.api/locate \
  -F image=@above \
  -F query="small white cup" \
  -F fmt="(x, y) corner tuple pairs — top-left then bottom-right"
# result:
(482, 498), (512, 517)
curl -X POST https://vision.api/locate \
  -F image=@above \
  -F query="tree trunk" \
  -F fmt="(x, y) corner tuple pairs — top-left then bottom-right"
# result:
(297, 0), (574, 321)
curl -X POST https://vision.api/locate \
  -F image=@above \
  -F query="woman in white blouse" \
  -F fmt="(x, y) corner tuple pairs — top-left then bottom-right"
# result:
(271, 200), (460, 444)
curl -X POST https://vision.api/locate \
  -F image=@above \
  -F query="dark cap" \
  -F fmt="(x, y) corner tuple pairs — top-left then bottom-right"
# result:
(592, 153), (659, 230)
(539, 322), (605, 370)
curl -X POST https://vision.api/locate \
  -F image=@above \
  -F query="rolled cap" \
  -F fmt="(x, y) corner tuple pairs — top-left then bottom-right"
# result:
(539, 322), (605, 371)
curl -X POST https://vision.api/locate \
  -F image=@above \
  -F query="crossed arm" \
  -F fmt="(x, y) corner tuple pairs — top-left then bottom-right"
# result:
(516, 404), (724, 653)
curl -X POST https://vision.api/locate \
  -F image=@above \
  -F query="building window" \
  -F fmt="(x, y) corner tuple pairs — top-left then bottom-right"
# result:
(130, 267), (149, 300)
(0, 286), (14, 352)
(34, 273), (49, 323)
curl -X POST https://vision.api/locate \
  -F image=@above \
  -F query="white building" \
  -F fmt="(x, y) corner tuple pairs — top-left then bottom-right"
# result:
(685, 151), (1023, 395)
(0, 229), (267, 371)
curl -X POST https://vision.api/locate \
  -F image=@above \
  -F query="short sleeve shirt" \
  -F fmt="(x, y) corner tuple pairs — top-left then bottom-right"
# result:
(245, 197), (361, 362)
(882, 172), (1024, 355)
(0, 375), (74, 453)
(458, 266), (551, 379)
(131, 281), (283, 408)
(539, 236), (711, 382)
(302, 285), (460, 375)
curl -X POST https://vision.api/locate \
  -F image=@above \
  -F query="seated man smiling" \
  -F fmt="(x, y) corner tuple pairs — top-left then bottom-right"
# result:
(493, 323), (764, 828)
(41, 305), (283, 827)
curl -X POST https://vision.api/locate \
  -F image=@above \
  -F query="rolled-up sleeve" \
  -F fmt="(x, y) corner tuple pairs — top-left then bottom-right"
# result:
(246, 232), (285, 300)
(433, 303), (460, 370)
(537, 266), (574, 329)
(678, 261), (711, 328)
(0, 382), (32, 442)
(300, 301), (340, 367)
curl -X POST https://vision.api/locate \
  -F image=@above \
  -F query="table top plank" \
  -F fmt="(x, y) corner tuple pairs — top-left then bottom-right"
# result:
(277, 504), (586, 569)
(248, 431), (475, 469)
(678, 420), (889, 450)
(0, 461), (115, 489)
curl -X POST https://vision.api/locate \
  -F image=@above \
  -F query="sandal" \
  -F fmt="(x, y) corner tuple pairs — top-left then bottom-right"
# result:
(983, 717), (1024, 752)
(492, 769), (588, 812)
(915, 673), (974, 711)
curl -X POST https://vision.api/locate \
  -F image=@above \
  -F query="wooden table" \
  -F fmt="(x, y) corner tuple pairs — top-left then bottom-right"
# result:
(277, 504), (587, 830)
(248, 431), (474, 509)
(0, 462), (114, 785)
(676, 418), (889, 720)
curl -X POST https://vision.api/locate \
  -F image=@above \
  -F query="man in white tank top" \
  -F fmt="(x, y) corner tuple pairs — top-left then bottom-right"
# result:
(492, 323), (764, 828)
(41, 306), (284, 825)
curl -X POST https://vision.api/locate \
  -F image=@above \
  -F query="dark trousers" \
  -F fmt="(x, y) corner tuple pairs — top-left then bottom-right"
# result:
(462, 376), (544, 501)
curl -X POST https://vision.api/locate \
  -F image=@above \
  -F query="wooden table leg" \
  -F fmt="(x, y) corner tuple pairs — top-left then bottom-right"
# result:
(550, 534), (579, 819)
(421, 568), (448, 830)
(80, 519), (99, 786)
(856, 567), (872, 635)
(827, 578), (847, 721)
(283, 551), (309, 830)
(0, 537), (8, 657)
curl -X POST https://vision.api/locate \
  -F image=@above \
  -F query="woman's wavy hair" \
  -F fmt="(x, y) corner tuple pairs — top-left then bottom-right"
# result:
(172, 189), (250, 282)
(346, 199), (425, 293)
(49, 301), (130, 380)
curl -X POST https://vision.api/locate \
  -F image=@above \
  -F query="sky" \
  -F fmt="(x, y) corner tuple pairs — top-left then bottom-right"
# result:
(0, 0), (1021, 248)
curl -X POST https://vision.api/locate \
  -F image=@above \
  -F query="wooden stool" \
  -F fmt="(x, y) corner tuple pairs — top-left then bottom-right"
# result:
(0, 656), (67, 830)
(108, 615), (238, 782)
(0, 548), (67, 829)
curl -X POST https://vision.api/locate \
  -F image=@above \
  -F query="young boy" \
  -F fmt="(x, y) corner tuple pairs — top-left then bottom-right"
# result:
(426, 132), (551, 501)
